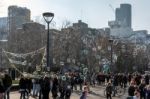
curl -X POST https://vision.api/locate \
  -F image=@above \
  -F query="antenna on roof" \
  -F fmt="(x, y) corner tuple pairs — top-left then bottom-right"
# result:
(80, 9), (83, 21)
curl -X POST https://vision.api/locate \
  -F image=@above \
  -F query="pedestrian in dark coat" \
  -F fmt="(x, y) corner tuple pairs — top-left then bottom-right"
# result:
(128, 81), (136, 97)
(145, 75), (149, 85)
(41, 77), (50, 99)
(106, 82), (113, 99)
(59, 84), (65, 99)
(65, 85), (72, 99)
(39, 77), (43, 99)
(70, 76), (74, 91)
(52, 77), (58, 99)
(2, 74), (12, 99)
(19, 76), (26, 99)
(123, 74), (128, 88)
(139, 80), (146, 99)
(26, 77), (32, 95)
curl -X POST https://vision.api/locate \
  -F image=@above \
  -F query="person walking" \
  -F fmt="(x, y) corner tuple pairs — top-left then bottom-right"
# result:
(112, 74), (118, 96)
(26, 76), (32, 96)
(51, 76), (58, 99)
(144, 75), (149, 85)
(0, 75), (5, 99)
(65, 85), (71, 99)
(128, 81), (136, 97)
(2, 73), (12, 99)
(39, 77), (44, 99)
(106, 82), (113, 99)
(41, 76), (50, 99)
(139, 80), (146, 99)
(19, 76), (26, 99)
(32, 78), (36, 97)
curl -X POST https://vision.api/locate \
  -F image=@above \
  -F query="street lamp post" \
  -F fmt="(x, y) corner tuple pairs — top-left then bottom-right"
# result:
(122, 44), (128, 73)
(109, 39), (113, 72)
(43, 12), (54, 71)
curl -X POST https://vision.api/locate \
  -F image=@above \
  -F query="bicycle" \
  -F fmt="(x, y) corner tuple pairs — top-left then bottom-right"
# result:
(104, 86), (125, 97)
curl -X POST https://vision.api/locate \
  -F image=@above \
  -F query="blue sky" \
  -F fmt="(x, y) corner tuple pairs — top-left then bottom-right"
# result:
(0, 0), (150, 33)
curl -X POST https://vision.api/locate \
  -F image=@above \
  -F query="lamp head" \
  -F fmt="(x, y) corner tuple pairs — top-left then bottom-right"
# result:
(109, 39), (113, 43)
(43, 12), (54, 23)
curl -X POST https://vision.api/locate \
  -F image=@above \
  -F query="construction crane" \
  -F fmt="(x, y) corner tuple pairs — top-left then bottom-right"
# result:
(109, 4), (115, 13)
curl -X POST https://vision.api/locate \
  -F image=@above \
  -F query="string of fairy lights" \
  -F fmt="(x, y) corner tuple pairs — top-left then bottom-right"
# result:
(2, 47), (46, 75)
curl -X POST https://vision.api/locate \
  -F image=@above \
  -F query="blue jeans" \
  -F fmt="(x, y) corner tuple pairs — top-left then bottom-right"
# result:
(32, 84), (40, 96)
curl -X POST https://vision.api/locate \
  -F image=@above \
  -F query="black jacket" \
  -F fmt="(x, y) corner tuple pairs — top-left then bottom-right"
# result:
(19, 78), (26, 89)
(3, 74), (12, 88)
(128, 86), (135, 96)
(0, 81), (5, 93)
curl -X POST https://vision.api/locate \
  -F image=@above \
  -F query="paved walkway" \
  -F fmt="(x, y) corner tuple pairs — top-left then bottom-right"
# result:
(10, 91), (99, 99)
(9, 85), (128, 99)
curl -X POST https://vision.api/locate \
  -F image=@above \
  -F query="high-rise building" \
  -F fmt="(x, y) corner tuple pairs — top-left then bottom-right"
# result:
(115, 4), (131, 28)
(0, 17), (7, 29)
(0, 17), (8, 40)
(108, 4), (133, 38)
(8, 6), (31, 34)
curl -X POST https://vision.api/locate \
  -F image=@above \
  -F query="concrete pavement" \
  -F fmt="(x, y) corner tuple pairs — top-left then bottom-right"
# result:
(10, 91), (99, 99)
(9, 85), (128, 99)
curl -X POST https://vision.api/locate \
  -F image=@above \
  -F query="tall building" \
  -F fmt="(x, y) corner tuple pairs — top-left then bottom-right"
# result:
(0, 17), (7, 29)
(8, 6), (31, 34)
(109, 4), (133, 38)
(115, 4), (132, 28)
(0, 17), (8, 40)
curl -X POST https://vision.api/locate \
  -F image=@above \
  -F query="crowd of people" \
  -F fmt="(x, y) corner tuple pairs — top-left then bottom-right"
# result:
(103, 73), (150, 99)
(0, 71), (150, 99)
(18, 72), (86, 99)
(127, 73), (150, 99)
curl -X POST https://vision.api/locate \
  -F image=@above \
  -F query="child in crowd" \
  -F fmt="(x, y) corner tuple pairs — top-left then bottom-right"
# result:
(80, 86), (88, 99)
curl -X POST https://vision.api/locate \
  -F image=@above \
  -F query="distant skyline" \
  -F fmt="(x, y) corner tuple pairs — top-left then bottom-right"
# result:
(0, 0), (150, 33)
